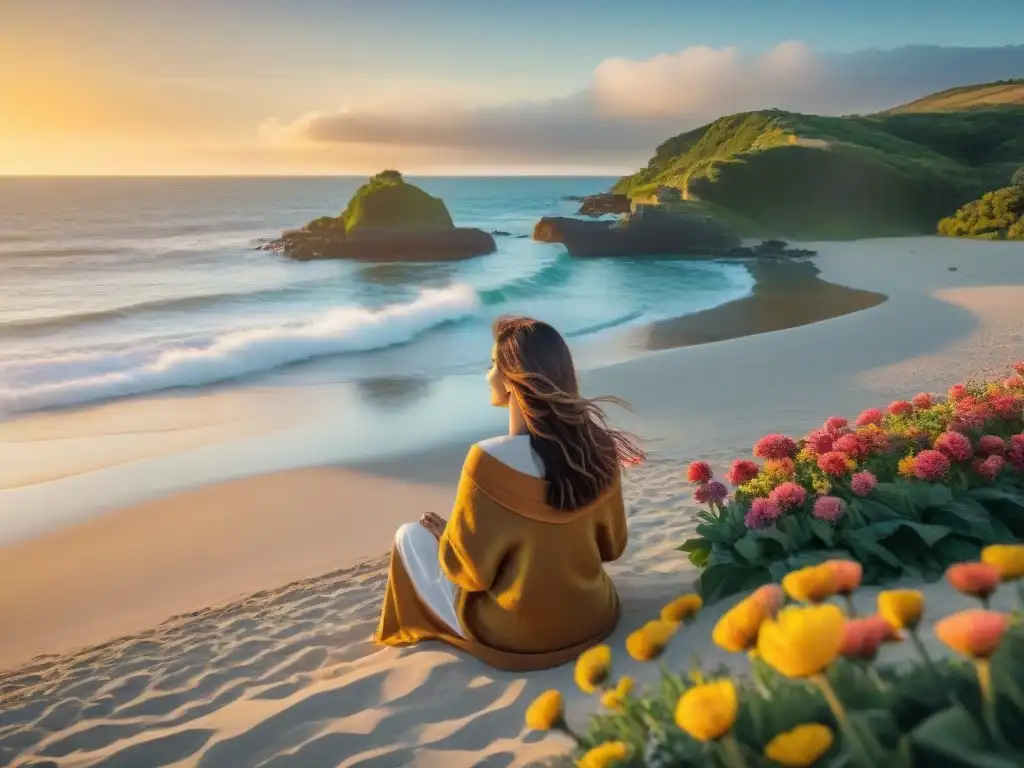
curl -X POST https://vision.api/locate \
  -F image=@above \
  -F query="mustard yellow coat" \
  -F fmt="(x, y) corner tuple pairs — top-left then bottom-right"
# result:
(375, 444), (627, 670)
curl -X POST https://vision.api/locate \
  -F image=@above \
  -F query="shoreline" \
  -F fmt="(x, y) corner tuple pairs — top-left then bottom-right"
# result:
(640, 258), (888, 351)
(2, 236), (1024, 765)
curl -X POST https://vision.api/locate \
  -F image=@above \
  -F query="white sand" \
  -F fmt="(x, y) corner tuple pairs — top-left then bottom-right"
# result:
(1, 236), (1023, 767)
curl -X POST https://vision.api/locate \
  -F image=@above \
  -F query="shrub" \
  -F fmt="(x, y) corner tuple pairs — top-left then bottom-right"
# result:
(937, 185), (1024, 240)
(527, 554), (1024, 766)
(680, 366), (1024, 604)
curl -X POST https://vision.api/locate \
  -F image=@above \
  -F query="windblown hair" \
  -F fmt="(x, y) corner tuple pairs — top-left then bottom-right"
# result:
(492, 315), (645, 511)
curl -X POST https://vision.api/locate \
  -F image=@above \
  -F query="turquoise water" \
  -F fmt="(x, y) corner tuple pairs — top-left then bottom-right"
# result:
(0, 177), (754, 419)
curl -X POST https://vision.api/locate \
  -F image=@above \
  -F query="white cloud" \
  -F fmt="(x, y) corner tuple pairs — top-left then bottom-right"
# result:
(259, 43), (1024, 167)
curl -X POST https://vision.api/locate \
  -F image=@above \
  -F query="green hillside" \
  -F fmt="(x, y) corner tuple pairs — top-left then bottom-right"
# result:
(614, 83), (1024, 238)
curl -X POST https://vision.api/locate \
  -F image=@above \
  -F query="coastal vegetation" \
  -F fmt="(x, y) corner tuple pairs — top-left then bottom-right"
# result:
(679, 364), (1024, 605)
(937, 171), (1024, 240)
(614, 81), (1024, 239)
(527, 551), (1024, 767)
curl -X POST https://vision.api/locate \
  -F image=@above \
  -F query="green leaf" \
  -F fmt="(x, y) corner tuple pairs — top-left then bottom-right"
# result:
(928, 483), (955, 508)
(677, 538), (709, 553)
(853, 498), (907, 523)
(697, 563), (770, 603)
(843, 527), (903, 569)
(912, 707), (1020, 768)
(808, 518), (836, 546)
(733, 536), (764, 564)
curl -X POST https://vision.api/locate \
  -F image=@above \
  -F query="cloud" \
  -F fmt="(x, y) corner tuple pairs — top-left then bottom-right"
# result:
(262, 43), (1024, 167)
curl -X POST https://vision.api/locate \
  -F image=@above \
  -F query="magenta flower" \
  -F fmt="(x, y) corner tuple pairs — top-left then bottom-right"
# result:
(934, 431), (972, 462)
(726, 459), (760, 486)
(977, 435), (1007, 456)
(855, 408), (884, 427)
(706, 481), (729, 504)
(833, 433), (868, 460)
(1008, 444), (1024, 472)
(824, 416), (849, 432)
(913, 449), (951, 481)
(975, 455), (1006, 481)
(769, 481), (807, 510)
(850, 471), (878, 496)
(813, 496), (846, 523)
(744, 498), (782, 529)
(753, 433), (798, 460)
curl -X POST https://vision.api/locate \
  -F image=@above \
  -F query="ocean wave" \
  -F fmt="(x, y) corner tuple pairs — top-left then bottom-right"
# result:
(477, 256), (572, 305)
(0, 284), (480, 417)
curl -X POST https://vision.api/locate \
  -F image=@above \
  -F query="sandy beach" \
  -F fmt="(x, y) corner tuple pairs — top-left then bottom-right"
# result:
(2, 236), (1024, 767)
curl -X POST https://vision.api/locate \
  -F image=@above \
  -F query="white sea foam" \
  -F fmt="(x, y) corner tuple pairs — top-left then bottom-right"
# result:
(0, 284), (480, 417)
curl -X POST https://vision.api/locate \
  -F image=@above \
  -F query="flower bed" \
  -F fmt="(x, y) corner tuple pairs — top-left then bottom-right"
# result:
(525, 553), (1024, 767)
(681, 365), (1024, 603)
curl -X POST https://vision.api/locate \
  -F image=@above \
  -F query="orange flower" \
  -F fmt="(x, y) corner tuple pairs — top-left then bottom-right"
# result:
(712, 585), (783, 653)
(946, 562), (1001, 601)
(826, 560), (863, 595)
(839, 615), (899, 661)
(862, 614), (902, 644)
(935, 610), (1011, 659)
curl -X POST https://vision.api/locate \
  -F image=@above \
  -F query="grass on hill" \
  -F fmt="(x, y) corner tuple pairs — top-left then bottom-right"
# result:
(614, 82), (1024, 239)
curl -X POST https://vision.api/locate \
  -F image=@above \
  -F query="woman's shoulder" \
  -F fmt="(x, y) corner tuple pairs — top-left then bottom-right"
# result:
(474, 435), (544, 479)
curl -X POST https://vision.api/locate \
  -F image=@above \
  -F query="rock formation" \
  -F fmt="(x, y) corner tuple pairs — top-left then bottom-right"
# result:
(261, 171), (496, 262)
(575, 193), (633, 217)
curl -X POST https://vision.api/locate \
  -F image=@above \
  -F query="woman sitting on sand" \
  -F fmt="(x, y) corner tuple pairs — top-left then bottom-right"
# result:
(375, 315), (643, 670)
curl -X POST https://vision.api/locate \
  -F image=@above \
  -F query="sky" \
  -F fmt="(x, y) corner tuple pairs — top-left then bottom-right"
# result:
(2, 0), (1023, 175)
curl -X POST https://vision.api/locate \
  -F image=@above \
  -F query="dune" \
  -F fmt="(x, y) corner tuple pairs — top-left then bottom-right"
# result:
(1, 236), (1023, 767)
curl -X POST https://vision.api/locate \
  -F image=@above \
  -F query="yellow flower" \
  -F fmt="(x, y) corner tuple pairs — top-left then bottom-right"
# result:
(878, 589), (924, 630)
(764, 723), (834, 766)
(674, 679), (738, 742)
(574, 645), (612, 694)
(712, 586), (782, 653)
(524, 690), (564, 731)
(757, 604), (845, 678)
(782, 564), (838, 603)
(897, 455), (916, 479)
(578, 740), (630, 768)
(811, 476), (832, 495)
(626, 620), (676, 661)
(600, 677), (634, 710)
(661, 594), (703, 624)
(981, 544), (1024, 581)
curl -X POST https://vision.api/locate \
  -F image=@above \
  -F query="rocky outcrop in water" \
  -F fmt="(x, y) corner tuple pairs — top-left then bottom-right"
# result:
(575, 193), (633, 217)
(260, 171), (496, 262)
(534, 209), (815, 259)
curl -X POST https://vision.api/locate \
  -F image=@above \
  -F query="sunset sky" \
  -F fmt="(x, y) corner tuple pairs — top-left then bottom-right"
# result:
(3, 0), (1024, 175)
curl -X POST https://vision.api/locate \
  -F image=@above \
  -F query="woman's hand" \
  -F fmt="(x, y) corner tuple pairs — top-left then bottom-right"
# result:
(419, 512), (447, 540)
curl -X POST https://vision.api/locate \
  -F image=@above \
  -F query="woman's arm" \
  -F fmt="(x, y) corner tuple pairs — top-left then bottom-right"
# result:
(438, 472), (508, 592)
(596, 482), (628, 563)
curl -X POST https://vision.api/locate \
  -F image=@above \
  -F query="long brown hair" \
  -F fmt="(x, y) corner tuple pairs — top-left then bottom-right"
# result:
(492, 315), (644, 510)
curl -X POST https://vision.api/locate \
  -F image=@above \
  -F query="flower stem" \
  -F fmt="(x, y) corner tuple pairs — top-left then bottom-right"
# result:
(812, 674), (876, 767)
(720, 732), (748, 768)
(555, 720), (582, 745)
(843, 593), (858, 618)
(976, 660), (1011, 751)
(909, 629), (955, 705)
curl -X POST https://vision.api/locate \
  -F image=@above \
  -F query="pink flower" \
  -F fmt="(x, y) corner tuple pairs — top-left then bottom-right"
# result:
(706, 481), (729, 503)
(934, 431), (972, 462)
(817, 451), (852, 477)
(850, 471), (878, 496)
(948, 384), (969, 401)
(694, 484), (713, 503)
(726, 459), (760, 486)
(975, 455), (1006, 481)
(804, 428), (836, 455)
(913, 449), (951, 481)
(1013, 362), (1024, 376)
(977, 435), (1007, 456)
(911, 393), (934, 409)
(769, 481), (807, 510)
(1012, 434), (1024, 451)
(990, 394), (1023, 419)
(1005, 376), (1024, 391)
(813, 496), (846, 523)
(753, 434), (798, 460)
(824, 416), (849, 432)
(856, 426), (892, 454)
(855, 408), (884, 427)
(1008, 445), (1024, 472)
(686, 461), (713, 484)
(744, 498), (782, 529)
(833, 433), (868, 460)
(888, 400), (914, 416)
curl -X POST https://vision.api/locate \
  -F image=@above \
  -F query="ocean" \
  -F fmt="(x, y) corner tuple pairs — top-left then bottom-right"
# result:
(0, 176), (754, 421)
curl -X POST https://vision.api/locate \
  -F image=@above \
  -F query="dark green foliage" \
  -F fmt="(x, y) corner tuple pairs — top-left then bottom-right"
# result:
(341, 171), (454, 233)
(575, 623), (1024, 766)
(613, 87), (1024, 239)
(937, 186), (1024, 240)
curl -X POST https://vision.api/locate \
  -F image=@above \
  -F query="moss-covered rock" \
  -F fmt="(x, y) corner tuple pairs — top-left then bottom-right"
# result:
(341, 171), (454, 233)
